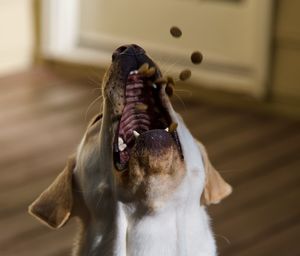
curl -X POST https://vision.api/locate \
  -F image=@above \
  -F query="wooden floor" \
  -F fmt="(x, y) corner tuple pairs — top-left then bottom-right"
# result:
(1, 68), (300, 256)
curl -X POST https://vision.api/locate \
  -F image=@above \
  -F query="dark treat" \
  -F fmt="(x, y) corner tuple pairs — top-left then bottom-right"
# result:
(191, 51), (203, 64)
(165, 84), (173, 96)
(179, 69), (192, 81)
(170, 26), (182, 38)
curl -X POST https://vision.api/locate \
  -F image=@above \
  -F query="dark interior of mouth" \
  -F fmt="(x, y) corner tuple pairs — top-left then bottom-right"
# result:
(113, 71), (181, 171)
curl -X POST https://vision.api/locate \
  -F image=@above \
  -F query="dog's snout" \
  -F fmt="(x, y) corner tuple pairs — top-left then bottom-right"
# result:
(112, 44), (145, 60)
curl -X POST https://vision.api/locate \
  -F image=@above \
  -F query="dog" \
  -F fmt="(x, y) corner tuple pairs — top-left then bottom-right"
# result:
(29, 44), (232, 256)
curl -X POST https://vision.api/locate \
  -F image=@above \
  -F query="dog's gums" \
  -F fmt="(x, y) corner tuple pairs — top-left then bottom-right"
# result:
(114, 65), (183, 171)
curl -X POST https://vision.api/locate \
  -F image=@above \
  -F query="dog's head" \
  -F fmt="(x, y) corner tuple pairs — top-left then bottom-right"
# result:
(29, 45), (231, 229)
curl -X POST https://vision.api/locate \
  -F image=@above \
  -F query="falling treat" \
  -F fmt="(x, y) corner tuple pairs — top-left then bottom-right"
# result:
(179, 69), (192, 81)
(135, 103), (148, 111)
(191, 51), (203, 64)
(165, 84), (173, 96)
(170, 26), (182, 38)
(168, 122), (178, 133)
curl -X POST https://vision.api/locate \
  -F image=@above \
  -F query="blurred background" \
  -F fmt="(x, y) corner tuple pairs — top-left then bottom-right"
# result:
(1, 0), (300, 255)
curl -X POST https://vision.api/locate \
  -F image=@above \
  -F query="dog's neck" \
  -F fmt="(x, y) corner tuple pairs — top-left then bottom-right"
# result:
(75, 181), (216, 256)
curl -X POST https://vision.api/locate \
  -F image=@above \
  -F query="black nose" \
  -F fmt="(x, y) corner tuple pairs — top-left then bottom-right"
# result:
(112, 44), (145, 60)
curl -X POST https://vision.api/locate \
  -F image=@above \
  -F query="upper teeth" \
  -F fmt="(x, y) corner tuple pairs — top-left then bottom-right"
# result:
(129, 70), (138, 75)
(165, 127), (169, 132)
(118, 137), (127, 151)
(133, 130), (140, 138)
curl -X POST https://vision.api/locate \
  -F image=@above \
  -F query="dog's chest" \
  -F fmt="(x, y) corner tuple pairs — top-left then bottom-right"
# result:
(123, 203), (215, 256)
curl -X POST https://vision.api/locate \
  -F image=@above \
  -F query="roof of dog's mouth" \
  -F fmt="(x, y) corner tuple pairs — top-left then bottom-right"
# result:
(113, 65), (183, 171)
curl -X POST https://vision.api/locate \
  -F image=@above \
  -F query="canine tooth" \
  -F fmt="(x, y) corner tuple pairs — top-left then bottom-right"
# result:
(165, 127), (169, 132)
(152, 84), (157, 89)
(138, 63), (149, 74)
(133, 130), (140, 138)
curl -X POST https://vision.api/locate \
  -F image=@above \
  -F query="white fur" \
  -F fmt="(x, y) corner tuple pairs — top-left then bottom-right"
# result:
(104, 113), (216, 256)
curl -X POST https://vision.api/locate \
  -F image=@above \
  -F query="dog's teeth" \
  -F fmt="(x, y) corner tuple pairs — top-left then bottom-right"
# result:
(165, 127), (169, 132)
(118, 137), (127, 151)
(129, 70), (138, 75)
(133, 130), (140, 138)
(119, 143), (127, 151)
(166, 84), (174, 96)
(118, 137), (124, 144)
(153, 84), (157, 89)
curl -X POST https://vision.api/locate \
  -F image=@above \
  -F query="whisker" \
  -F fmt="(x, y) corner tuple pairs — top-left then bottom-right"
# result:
(173, 92), (187, 112)
(215, 234), (231, 245)
(162, 59), (181, 76)
(174, 89), (193, 97)
(218, 169), (243, 174)
(84, 95), (103, 122)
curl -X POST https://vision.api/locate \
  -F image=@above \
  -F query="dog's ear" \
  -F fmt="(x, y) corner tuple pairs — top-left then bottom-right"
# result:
(197, 141), (232, 205)
(28, 156), (76, 229)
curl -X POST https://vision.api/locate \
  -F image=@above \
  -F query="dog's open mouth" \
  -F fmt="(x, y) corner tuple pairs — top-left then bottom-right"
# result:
(113, 67), (183, 171)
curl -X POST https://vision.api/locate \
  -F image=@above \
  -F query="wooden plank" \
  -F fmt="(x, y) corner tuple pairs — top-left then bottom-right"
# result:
(236, 218), (300, 256)
(0, 211), (44, 246)
(0, 85), (91, 127)
(213, 131), (300, 186)
(210, 158), (300, 221)
(0, 110), (88, 166)
(0, 145), (72, 191)
(0, 219), (76, 256)
(0, 174), (58, 216)
(205, 117), (290, 160)
(215, 185), (300, 255)
(190, 111), (250, 143)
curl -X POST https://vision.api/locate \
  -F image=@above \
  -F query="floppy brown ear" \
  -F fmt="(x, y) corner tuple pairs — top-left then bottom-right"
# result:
(28, 156), (75, 229)
(197, 141), (232, 205)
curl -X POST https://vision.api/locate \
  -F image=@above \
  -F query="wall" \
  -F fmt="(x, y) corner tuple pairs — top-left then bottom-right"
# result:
(0, 0), (34, 75)
(273, 1), (300, 107)
(78, 0), (272, 97)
